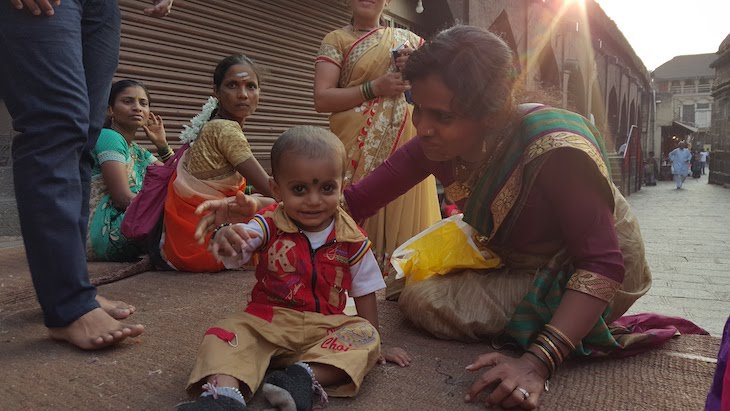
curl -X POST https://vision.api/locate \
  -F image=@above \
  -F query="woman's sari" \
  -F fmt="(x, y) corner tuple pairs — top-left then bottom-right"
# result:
(161, 120), (250, 272)
(400, 106), (677, 357)
(316, 27), (441, 286)
(87, 128), (156, 261)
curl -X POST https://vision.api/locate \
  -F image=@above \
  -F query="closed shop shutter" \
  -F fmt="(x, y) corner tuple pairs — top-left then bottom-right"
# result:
(116, 0), (351, 168)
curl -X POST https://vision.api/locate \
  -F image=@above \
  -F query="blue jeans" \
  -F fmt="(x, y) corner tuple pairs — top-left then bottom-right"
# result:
(0, 1), (120, 327)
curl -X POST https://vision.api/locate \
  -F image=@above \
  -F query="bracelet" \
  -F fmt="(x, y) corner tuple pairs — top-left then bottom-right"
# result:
(544, 324), (576, 351)
(524, 349), (553, 380)
(158, 146), (174, 161)
(537, 333), (564, 363)
(360, 80), (375, 100)
(211, 223), (232, 240)
(531, 342), (556, 377)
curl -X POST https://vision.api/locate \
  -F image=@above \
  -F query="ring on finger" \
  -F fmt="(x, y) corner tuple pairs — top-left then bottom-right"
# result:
(515, 387), (530, 401)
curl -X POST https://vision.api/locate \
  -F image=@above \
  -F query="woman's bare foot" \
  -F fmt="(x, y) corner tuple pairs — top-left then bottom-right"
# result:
(96, 295), (135, 319)
(48, 308), (144, 350)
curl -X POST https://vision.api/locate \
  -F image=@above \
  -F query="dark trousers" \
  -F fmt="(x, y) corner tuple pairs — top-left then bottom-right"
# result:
(0, 1), (121, 327)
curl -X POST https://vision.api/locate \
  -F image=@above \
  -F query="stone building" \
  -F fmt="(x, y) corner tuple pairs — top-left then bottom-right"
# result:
(0, 0), (649, 234)
(651, 53), (716, 163)
(709, 33), (730, 186)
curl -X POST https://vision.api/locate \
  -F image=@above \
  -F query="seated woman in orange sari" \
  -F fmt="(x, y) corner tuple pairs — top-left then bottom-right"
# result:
(157, 54), (271, 272)
(314, 0), (441, 296)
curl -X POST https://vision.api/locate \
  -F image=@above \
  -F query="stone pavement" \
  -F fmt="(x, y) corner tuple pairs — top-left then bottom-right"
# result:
(626, 174), (730, 336)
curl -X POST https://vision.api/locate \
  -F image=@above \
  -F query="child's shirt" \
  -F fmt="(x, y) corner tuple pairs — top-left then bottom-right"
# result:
(223, 204), (385, 321)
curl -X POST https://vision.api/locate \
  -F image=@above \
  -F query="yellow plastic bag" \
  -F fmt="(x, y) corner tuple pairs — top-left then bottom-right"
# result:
(391, 214), (502, 284)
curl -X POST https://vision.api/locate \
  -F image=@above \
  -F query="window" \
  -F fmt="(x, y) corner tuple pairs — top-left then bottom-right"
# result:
(696, 102), (712, 128)
(682, 104), (695, 124)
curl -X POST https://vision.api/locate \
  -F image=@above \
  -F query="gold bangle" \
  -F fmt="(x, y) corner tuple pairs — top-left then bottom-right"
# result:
(524, 349), (552, 380)
(532, 343), (556, 373)
(538, 333), (564, 364)
(545, 324), (576, 351)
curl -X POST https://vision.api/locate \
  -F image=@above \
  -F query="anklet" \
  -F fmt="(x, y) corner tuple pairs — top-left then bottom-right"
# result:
(201, 382), (245, 405)
(295, 362), (329, 406)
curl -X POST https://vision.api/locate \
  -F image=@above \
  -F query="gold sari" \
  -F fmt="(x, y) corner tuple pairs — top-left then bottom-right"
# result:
(317, 27), (441, 278)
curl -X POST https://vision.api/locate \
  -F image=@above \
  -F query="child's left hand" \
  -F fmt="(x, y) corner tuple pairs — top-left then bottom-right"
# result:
(379, 345), (412, 367)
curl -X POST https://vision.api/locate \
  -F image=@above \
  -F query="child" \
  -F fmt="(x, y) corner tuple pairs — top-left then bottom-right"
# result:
(179, 126), (410, 411)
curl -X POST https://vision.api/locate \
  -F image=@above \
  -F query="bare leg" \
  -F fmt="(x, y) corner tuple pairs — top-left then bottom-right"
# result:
(48, 308), (144, 350)
(206, 374), (241, 389)
(309, 363), (349, 386)
(96, 295), (136, 319)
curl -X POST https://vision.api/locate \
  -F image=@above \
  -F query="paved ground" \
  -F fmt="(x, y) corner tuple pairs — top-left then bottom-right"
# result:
(626, 174), (730, 336)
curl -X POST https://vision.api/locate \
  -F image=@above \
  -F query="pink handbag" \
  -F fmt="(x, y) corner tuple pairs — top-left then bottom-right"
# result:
(121, 143), (189, 241)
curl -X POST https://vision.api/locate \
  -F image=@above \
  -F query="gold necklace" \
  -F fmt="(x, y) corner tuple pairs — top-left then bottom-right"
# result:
(444, 137), (508, 203)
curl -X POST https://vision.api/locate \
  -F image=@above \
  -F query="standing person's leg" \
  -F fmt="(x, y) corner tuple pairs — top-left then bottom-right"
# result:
(673, 174), (681, 189)
(0, 1), (142, 349)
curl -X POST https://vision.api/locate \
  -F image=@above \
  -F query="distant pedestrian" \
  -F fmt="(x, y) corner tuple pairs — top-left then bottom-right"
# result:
(668, 142), (692, 189)
(691, 151), (702, 179)
(644, 151), (658, 186)
(699, 150), (710, 175)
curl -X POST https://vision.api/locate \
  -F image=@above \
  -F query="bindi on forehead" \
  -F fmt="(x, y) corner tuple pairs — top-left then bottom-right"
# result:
(312, 178), (319, 184)
(235, 72), (250, 78)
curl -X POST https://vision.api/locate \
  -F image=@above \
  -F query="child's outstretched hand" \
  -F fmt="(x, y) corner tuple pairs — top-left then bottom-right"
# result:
(209, 224), (260, 261)
(195, 192), (260, 244)
(379, 345), (412, 367)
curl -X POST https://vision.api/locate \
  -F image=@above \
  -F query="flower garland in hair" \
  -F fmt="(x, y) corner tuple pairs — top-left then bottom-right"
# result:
(179, 96), (218, 144)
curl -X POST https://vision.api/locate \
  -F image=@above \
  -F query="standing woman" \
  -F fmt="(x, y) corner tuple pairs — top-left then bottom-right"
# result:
(314, 0), (441, 296)
(158, 54), (272, 273)
(87, 80), (171, 262)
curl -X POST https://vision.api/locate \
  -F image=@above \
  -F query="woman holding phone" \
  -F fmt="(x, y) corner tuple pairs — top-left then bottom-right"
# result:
(313, 0), (441, 298)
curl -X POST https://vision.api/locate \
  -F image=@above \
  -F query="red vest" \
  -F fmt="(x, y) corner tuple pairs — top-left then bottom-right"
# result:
(245, 204), (371, 321)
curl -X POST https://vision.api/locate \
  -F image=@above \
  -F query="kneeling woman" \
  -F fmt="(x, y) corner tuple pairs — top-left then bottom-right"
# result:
(195, 27), (655, 409)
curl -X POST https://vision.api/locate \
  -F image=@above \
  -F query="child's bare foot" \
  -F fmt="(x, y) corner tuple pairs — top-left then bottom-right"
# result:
(96, 295), (135, 319)
(48, 308), (144, 350)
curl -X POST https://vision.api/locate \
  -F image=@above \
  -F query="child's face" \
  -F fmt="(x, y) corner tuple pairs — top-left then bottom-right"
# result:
(271, 152), (344, 232)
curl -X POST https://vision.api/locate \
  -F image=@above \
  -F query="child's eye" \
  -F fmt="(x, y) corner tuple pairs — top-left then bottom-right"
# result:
(247, 82), (258, 90)
(292, 185), (306, 194)
(437, 112), (454, 122)
(322, 184), (336, 193)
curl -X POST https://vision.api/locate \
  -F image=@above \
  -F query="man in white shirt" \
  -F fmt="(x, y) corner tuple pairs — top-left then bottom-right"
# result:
(699, 150), (710, 175)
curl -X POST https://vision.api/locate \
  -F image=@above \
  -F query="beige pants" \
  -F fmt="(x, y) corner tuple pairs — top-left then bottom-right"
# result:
(187, 307), (381, 398)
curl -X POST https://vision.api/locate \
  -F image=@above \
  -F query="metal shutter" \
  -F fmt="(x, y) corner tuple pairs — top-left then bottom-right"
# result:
(116, 0), (351, 168)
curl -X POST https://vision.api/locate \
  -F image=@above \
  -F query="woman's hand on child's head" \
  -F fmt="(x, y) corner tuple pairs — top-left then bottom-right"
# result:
(379, 345), (412, 367)
(195, 192), (259, 244)
(373, 72), (410, 99)
(394, 47), (414, 71)
(142, 112), (168, 148)
(209, 224), (259, 260)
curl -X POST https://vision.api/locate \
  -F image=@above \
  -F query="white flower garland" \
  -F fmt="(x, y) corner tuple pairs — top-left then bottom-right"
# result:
(179, 96), (218, 144)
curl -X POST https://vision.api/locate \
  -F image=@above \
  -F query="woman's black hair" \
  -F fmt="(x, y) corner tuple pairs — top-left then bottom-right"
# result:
(404, 25), (516, 120)
(104, 79), (150, 128)
(212, 54), (263, 90)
